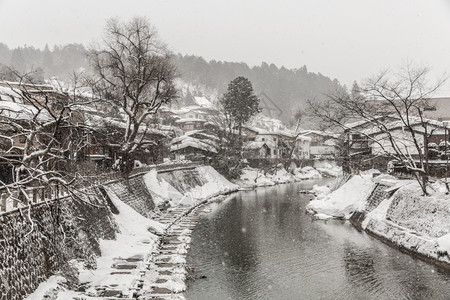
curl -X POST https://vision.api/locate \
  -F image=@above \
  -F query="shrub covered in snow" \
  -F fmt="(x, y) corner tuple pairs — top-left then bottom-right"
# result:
(307, 174), (374, 219)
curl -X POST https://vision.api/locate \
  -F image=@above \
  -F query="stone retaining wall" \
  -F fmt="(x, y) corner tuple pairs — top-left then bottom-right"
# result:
(158, 169), (207, 193)
(387, 190), (450, 238)
(0, 164), (203, 300)
(349, 181), (450, 268)
(107, 177), (155, 218)
(0, 188), (116, 300)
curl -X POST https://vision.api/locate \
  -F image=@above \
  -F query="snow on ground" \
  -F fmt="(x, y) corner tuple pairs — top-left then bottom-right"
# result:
(238, 167), (278, 187)
(193, 166), (238, 198)
(26, 185), (167, 299)
(55, 187), (166, 299)
(436, 233), (450, 254)
(312, 170), (450, 265)
(145, 165), (238, 207)
(79, 187), (164, 294)
(315, 162), (342, 177)
(361, 198), (393, 229)
(312, 184), (331, 199)
(24, 163), (338, 298)
(307, 173), (375, 219)
(384, 181), (450, 238)
(236, 164), (339, 188)
(144, 169), (184, 206)
(24, 275), (66, 300)
(293, 166), (322, 180)
(361, 179), (450, 264)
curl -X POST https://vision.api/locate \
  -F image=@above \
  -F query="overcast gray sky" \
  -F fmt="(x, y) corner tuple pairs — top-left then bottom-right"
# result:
(1, 0), (450, 93)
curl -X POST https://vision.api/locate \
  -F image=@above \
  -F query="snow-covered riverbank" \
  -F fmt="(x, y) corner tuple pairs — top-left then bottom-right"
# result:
(25, 163), (341, 299)
(235, 163), (341, 188)
(307, 171), (450, 268)
(25, 165), (238, 300)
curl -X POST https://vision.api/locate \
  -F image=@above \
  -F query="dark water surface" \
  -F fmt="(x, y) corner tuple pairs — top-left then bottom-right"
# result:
(186, 180), (450, 300)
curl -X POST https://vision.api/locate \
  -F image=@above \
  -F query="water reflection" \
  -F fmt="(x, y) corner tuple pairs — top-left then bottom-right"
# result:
(186, 180), (450, 300)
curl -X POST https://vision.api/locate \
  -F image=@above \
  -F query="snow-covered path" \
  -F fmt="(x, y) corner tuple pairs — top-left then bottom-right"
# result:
(139, 206), (206, 299)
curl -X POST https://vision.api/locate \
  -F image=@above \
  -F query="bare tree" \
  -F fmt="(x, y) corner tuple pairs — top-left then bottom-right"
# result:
(0, 68), (91, 206)
(289, 108), (304, 157)
(87, 17), (178, 176)
(307, 64), (447, 195)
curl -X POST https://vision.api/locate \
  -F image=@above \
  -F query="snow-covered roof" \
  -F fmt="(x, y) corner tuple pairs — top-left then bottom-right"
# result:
(183, 130), (220, 141)
(249, 113), (287, 132)
(243, 125), (290, 136)
(84, 113), (174, 137)
(170, 136), (217, 153)
(296, 135), (312, 141)
(243, 126), (271, 135)
(175, 118), (207, 124)
(0, 101), (51, 121)
(323, 139), (337, 146)
(344, 118), (380, 130)
(243, 141), (270, 150)
(168, 105), (215, 116)
(243, 140), (276, 150)
(0, 86), (24, 103)
(361, 116), (448, 136)
(1, 81), (53, 89)
(193, 96), (214, 108)
(300, 130), (340, 139)
(171, 134), (218, 146)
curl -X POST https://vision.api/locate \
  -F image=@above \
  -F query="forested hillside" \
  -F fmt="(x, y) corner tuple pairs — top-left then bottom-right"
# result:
(173, 55), (344, 122)
(0, 43), (344, 122)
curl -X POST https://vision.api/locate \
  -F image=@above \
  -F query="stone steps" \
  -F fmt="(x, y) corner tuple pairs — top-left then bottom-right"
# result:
(137, 207), (207, 300)
(72, 199), (206, 299)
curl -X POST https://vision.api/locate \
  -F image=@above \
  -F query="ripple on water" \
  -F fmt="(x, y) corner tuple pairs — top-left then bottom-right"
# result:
(186, 181), (450, 300)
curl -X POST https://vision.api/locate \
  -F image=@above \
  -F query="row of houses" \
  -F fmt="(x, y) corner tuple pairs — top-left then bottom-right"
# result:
(0, 80), (343, 184)
(342, 113), (450, 175)
(153, 96), (342, 162)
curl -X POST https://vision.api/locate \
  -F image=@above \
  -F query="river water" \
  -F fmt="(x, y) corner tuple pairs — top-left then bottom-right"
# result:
(186, 179), (450, 300)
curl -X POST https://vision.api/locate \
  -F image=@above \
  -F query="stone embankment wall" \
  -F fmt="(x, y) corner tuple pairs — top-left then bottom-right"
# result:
(349, 183), (393, 229)
(158, 168), (207, 193)
(386, 191), (450, 238)
(0, 187), (117, 300)
(350, 182), (450, 267)
(0, 163), (210, 300)
(107, 176), (155, 217)
(0, 176), (161, 300)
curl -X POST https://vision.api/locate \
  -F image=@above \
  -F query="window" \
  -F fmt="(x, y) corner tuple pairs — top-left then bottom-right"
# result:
(424, 106), (437, 111)
(352, 134), (362, 141)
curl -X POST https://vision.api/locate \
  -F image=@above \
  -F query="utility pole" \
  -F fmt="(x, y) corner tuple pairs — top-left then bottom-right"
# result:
(444, 121), (449, 193)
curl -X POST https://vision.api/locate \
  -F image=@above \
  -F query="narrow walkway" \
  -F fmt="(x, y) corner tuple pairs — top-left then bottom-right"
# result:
(137, 204), (206, 300)
(69, 204), (205, 300)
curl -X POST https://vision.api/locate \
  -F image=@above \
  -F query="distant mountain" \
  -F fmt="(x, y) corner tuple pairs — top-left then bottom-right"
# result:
(173, 54), (345, 123)
(0, 43), (89, 82)
(0, 43), (345, 123)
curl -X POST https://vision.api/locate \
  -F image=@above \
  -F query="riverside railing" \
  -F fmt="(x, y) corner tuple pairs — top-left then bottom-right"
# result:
(0, 161), (199, 214)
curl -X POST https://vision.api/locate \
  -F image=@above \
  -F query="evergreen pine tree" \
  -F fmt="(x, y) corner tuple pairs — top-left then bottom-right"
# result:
(221, 76), (261, 143)
(41, 44), (54, 75)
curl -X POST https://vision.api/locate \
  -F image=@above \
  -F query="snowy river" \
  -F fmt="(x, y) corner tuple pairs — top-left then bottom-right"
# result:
(186, 179), (450, 300)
